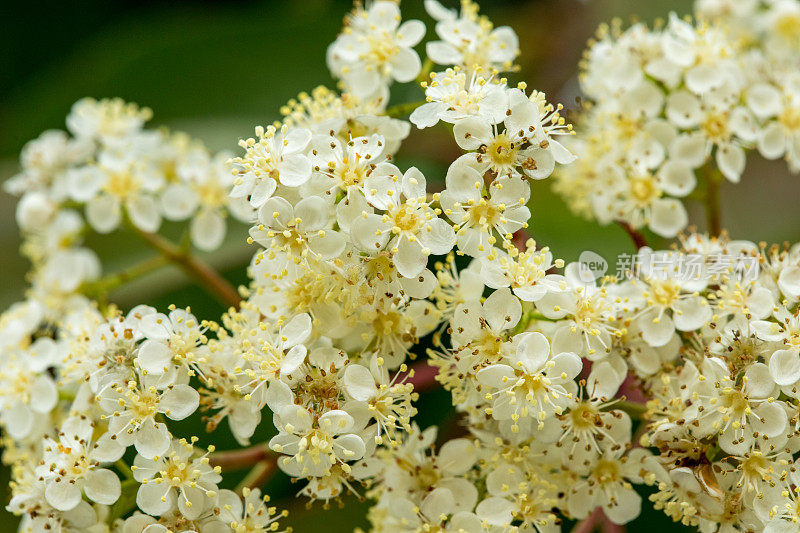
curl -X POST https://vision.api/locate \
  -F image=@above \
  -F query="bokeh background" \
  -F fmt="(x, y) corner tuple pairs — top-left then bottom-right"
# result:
(2, 0), (798, 530)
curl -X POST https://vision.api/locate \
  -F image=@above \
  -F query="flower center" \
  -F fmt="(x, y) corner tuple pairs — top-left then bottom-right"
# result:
(197, 181), (226, 208)
(468, 199), (501, 227)
(722, 390), (749, 416)
(336, 157), (367, 188)
(629, 175), (660, 206)
(702, 112), (730, 141)
(392, 204), (422, 233)
(779, 106), (800, 131)
(487, 133), (518, 167)
(592, 459), (621, 485)
(649, 280), (681, 307)
(365, 35), (399, 65)
(104, 170), (139, 199)
(569, 401), (599, 430)
(775, 13), (800, 43)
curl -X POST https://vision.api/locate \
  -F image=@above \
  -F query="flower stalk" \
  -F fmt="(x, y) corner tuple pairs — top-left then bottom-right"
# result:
(134, 228), (242, 308)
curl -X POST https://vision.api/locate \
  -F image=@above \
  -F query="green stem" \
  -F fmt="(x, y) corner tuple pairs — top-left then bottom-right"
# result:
(108, 478), (139, 524)
(133, 228), (242, 309)
(58, 388), (77, 403)
(416, 57), (435, 83)
(385, 100), (426, 118)
(80, 255), (169, 299)
(115, 459), (134, 480)
(511, 309), (558, 335)
(605, 400), (648, 420)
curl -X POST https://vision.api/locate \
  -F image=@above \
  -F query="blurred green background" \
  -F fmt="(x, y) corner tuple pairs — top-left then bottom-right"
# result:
(2, 0), (798, 530)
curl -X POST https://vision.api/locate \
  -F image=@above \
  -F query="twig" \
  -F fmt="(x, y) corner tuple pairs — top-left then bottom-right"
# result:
(615, 221), (647, 250)
(81, 255), (169, 298)
(134, 229), (242, 309)
(236, 457), (278, 492)
(416, 57), (435, 83)
(209, 443), (271, 471)
(115, 459), (134, 480)
(385, 100), (426, 118)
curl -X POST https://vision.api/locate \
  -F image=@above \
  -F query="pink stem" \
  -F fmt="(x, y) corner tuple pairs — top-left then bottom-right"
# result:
(209, 444), (271, 471)
(601, 514), (626, 533)
(618, 372), (647, 404)
(615, 220), (648, 250)
(572, 507), (603, 533)
(581, 359), (648, 405)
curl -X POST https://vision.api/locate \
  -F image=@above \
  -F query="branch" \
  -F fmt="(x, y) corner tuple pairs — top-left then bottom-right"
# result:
(81, 255), (169, 298)
(134, 229), (242, 309)
(385, 100), (426, 118)
(236, 457), (278, 492)
(209, 443), (272, 471)
(615, 221), (647, 250)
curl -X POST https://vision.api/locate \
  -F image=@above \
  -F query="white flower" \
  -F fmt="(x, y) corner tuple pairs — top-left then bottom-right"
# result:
(688, 359), (787, 454)
(590, 164), (691, 238)
(751, 81), (800, 168)
(327, 1), (425, 97)
(411, 69), (508, 129)
(425, 0), (519, 73)
(439, 158), (530, 257)
(66, 97), (151, 141)
(479, 242), (565, 302)
(232, 125), (312, 208)
(228, 312), (313, 410)
(96, 367), (199, 459)
(77, 152), (163, 234)
(132, 440), (221, 520)
(216, 488), (287, 532)
(250, 195), (346, 268)
(628, 251), (712, 347)
(566, 447), (649, 525)
(353, 165), (455, 278)
(453, 88), (574, 180)
(537, 263), (623, 359)
(136, 307), (208, 376)
(558, 361), (632, 469)
(267, 380), (366, 479)
(0, 337), (59, 441)
(476, 331), (582, 432)
(307, 133), (385, 198)
(450, 287), (521, 351)
(36, 416), (124, 511)
(666, 90), (757, 183)
(343, 355), (416, 445)
(161, 150), (253, 252)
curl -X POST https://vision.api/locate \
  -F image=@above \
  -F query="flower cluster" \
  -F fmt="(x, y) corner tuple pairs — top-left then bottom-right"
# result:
(3, 1), (800, 532)
(553, 1), (800, 237)
(3, 97), (254, 308)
